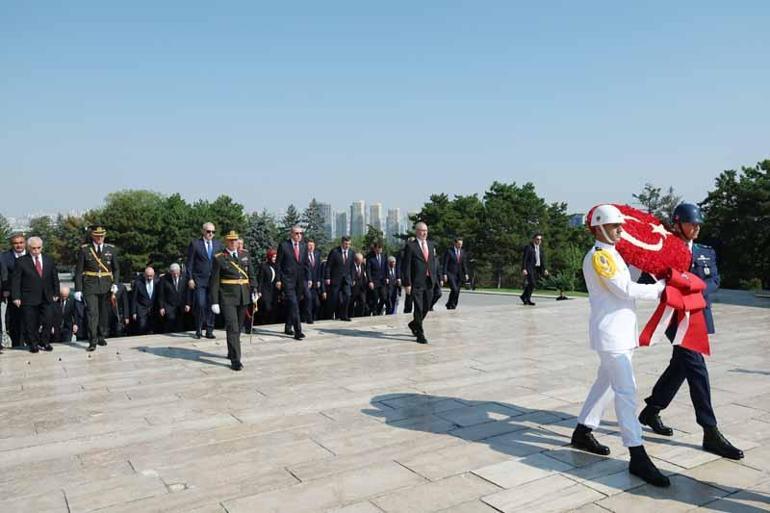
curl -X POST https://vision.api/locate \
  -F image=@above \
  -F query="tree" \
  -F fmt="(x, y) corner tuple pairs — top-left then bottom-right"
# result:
(700, 159), (770, 288)
(633, 183), (682, 223)
(363, 225), (384, 252)
(53, 214), (87, 268)
(280, 204), (301, 237)
(29, 216), (59, 262)
(244, 210), (279, 261)
(0, 213), (10, 251)
(303, 198), (328, 247)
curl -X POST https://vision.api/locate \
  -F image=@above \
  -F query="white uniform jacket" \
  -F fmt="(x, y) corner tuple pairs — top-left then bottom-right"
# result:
(583, 241), (664, 352)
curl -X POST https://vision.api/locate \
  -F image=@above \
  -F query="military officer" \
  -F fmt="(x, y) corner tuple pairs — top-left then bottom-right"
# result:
(209, 230), (257, 371)
(638, 203), (743, 460)
(74, 225), (120, 352)
(571, 204), (670, 487)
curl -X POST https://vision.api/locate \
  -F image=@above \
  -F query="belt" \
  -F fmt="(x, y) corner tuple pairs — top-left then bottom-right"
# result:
(221, 279), (249, 285)
(83, 271), (113, 278)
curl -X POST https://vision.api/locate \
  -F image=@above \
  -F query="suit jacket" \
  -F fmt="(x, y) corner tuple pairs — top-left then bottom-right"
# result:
(443, 247), (469, 278)
(11, 254), (60, 306)
(52, 297), (77, 331)
(186, 238), (223, 286)
(158, 274), (189, 310)
(75, 243), (119, 295)
(522, 243), (546, 274)
(1, 250), (25, 294)
(325, 247), (354, 285)
(402, 239), (438, 289)
(209, 249), (257, 306)
(276, 239), (311, 286)
(307, 249), (323, 287)
(366, 251), (388, 286)
(351, 262), (367, 291)
(132, 277), (160, 316)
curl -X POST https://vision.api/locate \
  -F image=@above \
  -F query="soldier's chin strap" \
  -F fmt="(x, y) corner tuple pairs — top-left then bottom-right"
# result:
(598, 225), (615, 245)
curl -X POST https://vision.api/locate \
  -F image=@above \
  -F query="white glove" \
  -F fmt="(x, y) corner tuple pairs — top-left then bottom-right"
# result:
(74, 291), (83, 302)
(211, 304), (221, 315)
(110, 284), (118, 294)
(251, 292), (259, 303)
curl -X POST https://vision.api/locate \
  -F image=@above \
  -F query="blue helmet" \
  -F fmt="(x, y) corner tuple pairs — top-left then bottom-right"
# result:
(672, 203), (704, 224)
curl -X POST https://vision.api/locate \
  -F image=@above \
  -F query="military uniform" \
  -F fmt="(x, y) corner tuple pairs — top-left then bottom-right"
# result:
(74, 229), (120, 350)
(208, 243), (256, 367)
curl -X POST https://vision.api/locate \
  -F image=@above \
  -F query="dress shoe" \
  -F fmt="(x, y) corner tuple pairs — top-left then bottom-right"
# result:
(639, 406), (673, 436)
(97, 339), (107, 346)
(408, 321), (418, 336)
(629, 445), (670, 487)
(284, 328), (294, 336)
(230, 361), (243, 371)
(416, 335), (428, 344)
(307, 320), (314, 324)
(527, 301), (536, 306)
(571, 424), (610, 455)
(193, 332), (202, 340)
(41, 344), (53, 352)
(86, 344), (96, 352)
(29, 345), (39, 353)
(519, 295), (527, 305)
(703, 426), (744, 460)
(341, 317), (352, 322)
(205, 332), (216, 339)
(294, 332), (306, 340)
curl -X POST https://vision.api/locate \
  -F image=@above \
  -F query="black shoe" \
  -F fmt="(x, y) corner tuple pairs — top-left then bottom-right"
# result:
(29, 345), (39, 353)
(307, 320), (314, 324)
(97, 339), (107, 346)
(703, 426), (744, 460)
(519, 295), (527, 305)
(571, 424), (610, 455)
(527, 301), (536, 306)
(41, 344), (53, 352)
(341, 317), (352, 322)
(629, 445), (670, 487)
(284, 328), (294, 336)
(205, 332), (216, 339)
(408, 321), (418, 336)
(639, 406), (673, 436)
(416, 335), (428, 344)
(86, 344), (96, 352)
(193, 332), (202, 340)
(294, 332), (306, 340)
(231, 361), (243, 371)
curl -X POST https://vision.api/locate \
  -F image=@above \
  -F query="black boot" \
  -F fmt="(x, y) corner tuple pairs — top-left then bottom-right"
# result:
(571, 424), (610, 455)
(703, 426), (744, 460)
(639, 405), (673, 436)
(629, 445), (670, 487)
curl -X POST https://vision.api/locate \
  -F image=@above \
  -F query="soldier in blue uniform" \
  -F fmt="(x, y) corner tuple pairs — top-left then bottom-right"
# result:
(638, 203), (743, 460)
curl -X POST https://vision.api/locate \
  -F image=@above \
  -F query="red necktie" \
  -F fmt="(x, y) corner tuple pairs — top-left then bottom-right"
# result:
(35, 257), (43, 277)
(456, 249), (461, 263)
(421, 242), (430, 276)
(294, 243), (300, 262)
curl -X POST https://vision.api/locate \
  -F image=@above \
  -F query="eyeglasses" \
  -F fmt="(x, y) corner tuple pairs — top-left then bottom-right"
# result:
(205, 230), (215, 234)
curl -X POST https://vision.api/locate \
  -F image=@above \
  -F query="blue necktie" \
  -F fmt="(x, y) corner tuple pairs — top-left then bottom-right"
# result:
(206, 241), (212, 259)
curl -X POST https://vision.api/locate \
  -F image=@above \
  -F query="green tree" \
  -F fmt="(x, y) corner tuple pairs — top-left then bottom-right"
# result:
(53, 214), (87, 268)
(700, 159), (770, 288)
(362, 225), (384, 252)
(279, 204), (301, 238)
(633, 183), (682, 223)
(29, 216), (59, 262)
(0, 213), (10, 251)
(302, 198), (328, 247)
(244, 210), (279, 261)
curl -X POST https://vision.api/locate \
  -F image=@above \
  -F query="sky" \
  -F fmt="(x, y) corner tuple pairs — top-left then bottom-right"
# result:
(2, 1), (768, 218)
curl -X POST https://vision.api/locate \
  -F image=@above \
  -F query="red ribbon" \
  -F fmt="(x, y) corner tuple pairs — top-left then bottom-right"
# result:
(639, 270), (711, 355)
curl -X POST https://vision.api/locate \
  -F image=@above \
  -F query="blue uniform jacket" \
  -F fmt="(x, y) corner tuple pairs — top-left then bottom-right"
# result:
(691, 243), (719, 334)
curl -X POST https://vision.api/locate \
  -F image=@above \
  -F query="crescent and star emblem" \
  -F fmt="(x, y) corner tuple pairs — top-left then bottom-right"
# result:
(619, 214), (671, 252)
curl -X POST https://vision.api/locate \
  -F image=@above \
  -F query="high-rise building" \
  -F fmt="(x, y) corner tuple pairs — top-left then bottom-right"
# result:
(386, 208), (401, 243)
(319, 202), (333, 239)
(369, 203), (383, 233)
(350, 200), (366, 237)
(335, 211), (349, 238)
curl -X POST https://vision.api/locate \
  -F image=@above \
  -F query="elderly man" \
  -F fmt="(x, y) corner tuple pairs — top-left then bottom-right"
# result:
(304, 239), (322, 324)
(52, 286), (78, 343)
(186, 222), (223, 339)
(74, 225), (120, 351)
(366, 243), (388, 316)
(2, 232), (28, 348)
(385, 255), (401, 315)
(158, 263), (190, 333)
(402, 222), (438, 344)
(132, 267), (159, 335)
(11, 236), (60, 352)
(275, 225), (312, 340)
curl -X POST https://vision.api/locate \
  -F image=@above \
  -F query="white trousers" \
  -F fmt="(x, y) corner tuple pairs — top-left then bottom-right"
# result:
(577, 349), (643, 447)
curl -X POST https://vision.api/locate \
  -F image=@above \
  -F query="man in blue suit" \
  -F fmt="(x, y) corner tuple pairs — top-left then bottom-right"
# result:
(639, 203), (743, 460)
(2, 232), (28, 348)
(186, 222), (223, 339)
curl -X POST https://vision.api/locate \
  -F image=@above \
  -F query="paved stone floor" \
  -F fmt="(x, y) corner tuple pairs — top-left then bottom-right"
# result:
(1, 297), (769, 513)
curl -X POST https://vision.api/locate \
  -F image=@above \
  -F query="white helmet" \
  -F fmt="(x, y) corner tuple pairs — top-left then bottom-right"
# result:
(590, 204), (625, 227)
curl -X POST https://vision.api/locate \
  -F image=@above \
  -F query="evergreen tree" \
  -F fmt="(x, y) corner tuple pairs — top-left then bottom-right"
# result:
(302, 198), (328, 247)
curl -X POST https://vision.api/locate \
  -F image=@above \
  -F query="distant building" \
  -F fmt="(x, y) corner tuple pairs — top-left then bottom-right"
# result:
(568, 213), (587, 228)
(386, 208), (401, 243)
(350, 200), (365, 237)
(369, 203), (383, 232)
(318, 202), (333, 239)
(335, 211), (349, 238)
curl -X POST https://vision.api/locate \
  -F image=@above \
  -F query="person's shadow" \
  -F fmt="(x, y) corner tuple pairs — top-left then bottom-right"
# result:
(362, 393), (769, 512)
(316, 327), (415, 342)
(134, 345), (231, 368)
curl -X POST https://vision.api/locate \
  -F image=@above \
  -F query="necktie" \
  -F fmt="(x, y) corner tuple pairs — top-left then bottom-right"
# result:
(35, 256), (43, 277)
(174, 277), (178, 289)
(343, 250), (347, 264)
(206, 241), (212, 259)
(62, 299), (66, 314)
(456, 249), (461, 263)
(309, 252), (314, 266)
(294, 243), (300, 262)
(377, 254), (381, 266)
(421, 241), (430, 276)
(96, 245), (102, 257)
(147, 281), (153, 297)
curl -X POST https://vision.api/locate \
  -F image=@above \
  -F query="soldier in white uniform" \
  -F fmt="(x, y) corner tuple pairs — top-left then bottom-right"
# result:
(571, 204), (670, 487)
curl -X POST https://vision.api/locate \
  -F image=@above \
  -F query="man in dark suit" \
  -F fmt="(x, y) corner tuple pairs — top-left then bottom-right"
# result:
(443, 238), (470, 310)
(109, 282), (131, 337)
(350, 252), (368, 317)
(276, 226), (312, 340)
(209, 230), (258, 370)
(399, 238), (414, 314)
(158, 263), (190, 333)
(186, 222), (223, 339)
(303, 239), (322, 324)
(0, 258), (5, 351)
(2, 232), (27, 348)
(402, 222), (438, 344)
(52, 286), (78, 343)
(325, 236), (354, 321)
(384, 256), (401, 314)
(366, 243), (388, 315)
(520, 233), (548, 306)
(11, 236), (60, 352)
(132, 267), (159, 335)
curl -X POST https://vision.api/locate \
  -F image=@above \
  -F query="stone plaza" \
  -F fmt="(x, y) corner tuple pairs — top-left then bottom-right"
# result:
(1, 293), (769, 512)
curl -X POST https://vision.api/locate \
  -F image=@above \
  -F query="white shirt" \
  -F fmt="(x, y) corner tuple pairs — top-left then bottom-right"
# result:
(146, 280), (154, 297)
(583, 241), (664, 352)
(534, 244), (541, 266)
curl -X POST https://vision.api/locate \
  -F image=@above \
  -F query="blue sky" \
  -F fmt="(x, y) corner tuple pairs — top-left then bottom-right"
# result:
(2, 1), (768, 217)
